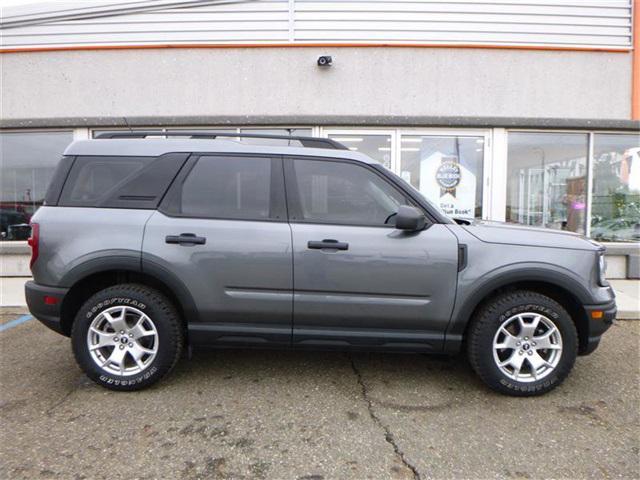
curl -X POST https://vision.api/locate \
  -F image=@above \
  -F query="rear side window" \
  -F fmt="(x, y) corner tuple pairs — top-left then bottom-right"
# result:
(168, 155), (281, 220)
(60, 156), (152, 205)
(59, 154), (188, 208)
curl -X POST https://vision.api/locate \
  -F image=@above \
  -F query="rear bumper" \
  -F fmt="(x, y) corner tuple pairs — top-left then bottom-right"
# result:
(580, 300), (616, 355)
(25, 281), (69, 336)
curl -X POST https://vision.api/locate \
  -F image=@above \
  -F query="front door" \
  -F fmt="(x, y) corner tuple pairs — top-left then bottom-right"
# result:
(142, 154), (292, 346)
(284, 157), (459, 352)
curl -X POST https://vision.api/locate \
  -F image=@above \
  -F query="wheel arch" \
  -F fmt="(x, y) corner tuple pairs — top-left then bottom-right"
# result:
(59, 259), (197, 337)
(446, 268), (592, 355)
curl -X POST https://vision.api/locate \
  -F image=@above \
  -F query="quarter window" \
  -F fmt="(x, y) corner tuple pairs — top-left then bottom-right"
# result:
(61, 156), (152, 205)
(179, 156), (273, 220)
(290, 159), (408, 226)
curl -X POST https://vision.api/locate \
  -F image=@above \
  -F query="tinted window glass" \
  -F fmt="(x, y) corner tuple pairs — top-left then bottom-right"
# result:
(291, 160), (407, 225)
(60, 156), (153, 205)
(180, 156), (271, 219)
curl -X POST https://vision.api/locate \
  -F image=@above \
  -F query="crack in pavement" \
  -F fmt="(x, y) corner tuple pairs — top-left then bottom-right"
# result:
(45, 375), (85, 417)
(349, 355), (421, 480)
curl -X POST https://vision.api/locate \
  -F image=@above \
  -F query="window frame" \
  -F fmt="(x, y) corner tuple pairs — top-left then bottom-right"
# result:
(159, 153), (287, 223)
(282, 155), (434, 229)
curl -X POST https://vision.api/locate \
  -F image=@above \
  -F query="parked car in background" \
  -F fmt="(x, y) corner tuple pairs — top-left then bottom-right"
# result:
(591, 218), (640, 242)
(0, 207), (31, 240)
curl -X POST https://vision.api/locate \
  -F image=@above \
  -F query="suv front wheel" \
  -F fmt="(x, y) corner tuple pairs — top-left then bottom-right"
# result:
(71, 284), (183, 391)
(467, 290), (578, 396)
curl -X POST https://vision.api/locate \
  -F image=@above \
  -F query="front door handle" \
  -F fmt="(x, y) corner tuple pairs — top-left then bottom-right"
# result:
(165, 233), (206, 245)
(308, 239), (349, 251)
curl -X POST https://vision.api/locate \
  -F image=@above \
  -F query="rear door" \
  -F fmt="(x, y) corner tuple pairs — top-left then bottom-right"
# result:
(284, 157), (459, 352)
(142, 154), (293, 346)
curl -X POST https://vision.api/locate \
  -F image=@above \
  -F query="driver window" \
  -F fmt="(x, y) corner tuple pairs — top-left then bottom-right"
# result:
(291, 159), (410, 226)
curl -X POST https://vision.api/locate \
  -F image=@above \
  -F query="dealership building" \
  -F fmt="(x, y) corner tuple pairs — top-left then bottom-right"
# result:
(1, 0), (639, 299)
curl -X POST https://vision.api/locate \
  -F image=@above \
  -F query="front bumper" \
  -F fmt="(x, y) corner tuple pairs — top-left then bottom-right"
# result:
(580, 299), (616, 355)
(25, 281), (69, 336)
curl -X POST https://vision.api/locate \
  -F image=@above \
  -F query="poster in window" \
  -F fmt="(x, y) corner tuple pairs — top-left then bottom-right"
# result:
(419, 152), (477, 218)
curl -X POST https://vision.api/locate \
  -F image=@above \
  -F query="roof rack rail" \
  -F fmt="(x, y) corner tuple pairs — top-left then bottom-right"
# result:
(94, 130), (348, 150)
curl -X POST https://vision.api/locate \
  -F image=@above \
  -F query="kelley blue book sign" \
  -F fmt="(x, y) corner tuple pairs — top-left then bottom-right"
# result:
(419, 152), (476, 218)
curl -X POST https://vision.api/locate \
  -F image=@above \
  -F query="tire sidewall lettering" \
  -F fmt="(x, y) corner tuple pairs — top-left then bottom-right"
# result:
(85, 297), (147, 319)
(99, 366), (158, 386)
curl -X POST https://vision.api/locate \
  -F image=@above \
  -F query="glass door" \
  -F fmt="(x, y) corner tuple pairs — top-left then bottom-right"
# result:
(398, 130), (490, 220)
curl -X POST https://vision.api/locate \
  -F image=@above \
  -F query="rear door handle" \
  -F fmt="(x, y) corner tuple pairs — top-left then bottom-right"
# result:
(308, 239), (349, 251)
(165, 233), (206, 245)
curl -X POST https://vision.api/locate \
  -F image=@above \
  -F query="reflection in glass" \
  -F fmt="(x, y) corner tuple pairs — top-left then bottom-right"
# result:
(0, 131), (73, 240)
(399, 136), (484, 218)
(506, 133), (588, 234)
(591, 134), (640, 242)
(328, 134), (392, 169)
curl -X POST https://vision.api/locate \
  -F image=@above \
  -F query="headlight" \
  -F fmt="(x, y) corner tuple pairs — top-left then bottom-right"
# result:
(597, 252), (608, 287)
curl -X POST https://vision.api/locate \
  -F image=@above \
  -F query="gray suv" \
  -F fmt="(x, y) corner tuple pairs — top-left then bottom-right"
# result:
(25, 132), (616, 396)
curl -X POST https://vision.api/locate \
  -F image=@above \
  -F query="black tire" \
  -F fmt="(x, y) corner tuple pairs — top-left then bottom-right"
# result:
(71, 284), (183, 391)
(467, 290), (577, 396)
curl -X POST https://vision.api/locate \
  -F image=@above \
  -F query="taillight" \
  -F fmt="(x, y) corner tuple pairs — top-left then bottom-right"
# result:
(28, 223), (39, 268)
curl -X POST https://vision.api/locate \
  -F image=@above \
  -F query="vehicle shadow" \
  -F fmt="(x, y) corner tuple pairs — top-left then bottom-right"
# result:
(167, 347), (487, 400)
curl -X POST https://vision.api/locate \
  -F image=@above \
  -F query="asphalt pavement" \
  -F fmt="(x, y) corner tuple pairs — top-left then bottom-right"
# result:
(0, 314), (638, 479)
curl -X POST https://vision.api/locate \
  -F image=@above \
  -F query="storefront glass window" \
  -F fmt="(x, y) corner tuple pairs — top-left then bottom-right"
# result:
(327, 134), (393, 169)
(0, 130), (73, 241)
(399, 135), (484, 218)
(591, 134), (640, 242)
(506, 132), (588, 234)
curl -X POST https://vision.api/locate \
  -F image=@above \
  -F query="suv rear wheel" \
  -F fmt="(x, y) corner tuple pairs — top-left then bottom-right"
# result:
(71, 284), (183, 391)
(467, 290), (578, 396)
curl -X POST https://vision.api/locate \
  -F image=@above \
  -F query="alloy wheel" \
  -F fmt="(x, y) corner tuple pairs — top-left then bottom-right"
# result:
(492, 313), (563, 382)
(86, 306), (159, 376)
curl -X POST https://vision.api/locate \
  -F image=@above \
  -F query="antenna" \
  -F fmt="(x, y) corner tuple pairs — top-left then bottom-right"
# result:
(122, 116), (133, 133)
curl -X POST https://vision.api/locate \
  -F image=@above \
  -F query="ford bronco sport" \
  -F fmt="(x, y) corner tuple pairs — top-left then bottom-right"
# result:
(25, 131), (616, 395)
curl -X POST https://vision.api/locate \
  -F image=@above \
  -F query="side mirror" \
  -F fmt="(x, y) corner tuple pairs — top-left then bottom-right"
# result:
(395, 205), (427, 231)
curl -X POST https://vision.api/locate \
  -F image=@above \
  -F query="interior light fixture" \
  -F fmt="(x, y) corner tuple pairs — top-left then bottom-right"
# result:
(401, 138), (423, 143)
(378, 147), (391, 151)
(331, 137), (363, 142)
(401, 147), (420, 152)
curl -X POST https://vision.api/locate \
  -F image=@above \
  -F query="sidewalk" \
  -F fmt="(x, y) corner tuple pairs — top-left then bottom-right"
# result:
(609, 279), (640, 320)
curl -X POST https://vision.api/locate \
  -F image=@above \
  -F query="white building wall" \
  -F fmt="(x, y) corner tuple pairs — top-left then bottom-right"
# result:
(0, 47), (632, 123)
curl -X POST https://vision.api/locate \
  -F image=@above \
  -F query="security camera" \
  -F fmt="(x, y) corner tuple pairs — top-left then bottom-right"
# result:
(317, 55), (332, 67)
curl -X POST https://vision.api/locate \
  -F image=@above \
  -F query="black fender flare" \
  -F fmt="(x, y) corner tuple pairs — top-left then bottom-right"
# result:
(59, 250), (142, 287)
(59, 250), (199, 324)
(444, 263), (593, 353)
(141, 256), (200, 323)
